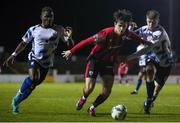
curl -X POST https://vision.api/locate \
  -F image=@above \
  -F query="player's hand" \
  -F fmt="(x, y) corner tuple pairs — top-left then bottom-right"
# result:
(131, 22), (137, 28)
(61, 50), (72, 60)
(64, 27), (72, 40)
(128, 21), (138, 31)
(3, 55), (16, 67)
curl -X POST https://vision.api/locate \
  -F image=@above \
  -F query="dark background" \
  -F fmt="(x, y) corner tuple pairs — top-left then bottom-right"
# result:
(1, 0), (180, 60)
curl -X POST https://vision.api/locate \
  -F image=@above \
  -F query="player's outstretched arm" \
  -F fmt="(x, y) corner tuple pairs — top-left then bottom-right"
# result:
(126, 37), (167, 61)
(126, 46), (152, 61)
(3, 41), (28, 67)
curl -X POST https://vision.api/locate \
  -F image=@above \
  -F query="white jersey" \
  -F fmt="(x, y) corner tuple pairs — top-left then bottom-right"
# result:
(137, 44), (146, 66)
(137, 25), (172, 67)
(22, 24), (67, 68)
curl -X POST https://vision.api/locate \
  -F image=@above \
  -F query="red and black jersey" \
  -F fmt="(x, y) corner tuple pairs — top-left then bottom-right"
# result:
(70, 27), (147, 63)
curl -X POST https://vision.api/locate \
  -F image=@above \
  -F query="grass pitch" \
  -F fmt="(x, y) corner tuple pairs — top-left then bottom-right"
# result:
(0, 82), (180, 122)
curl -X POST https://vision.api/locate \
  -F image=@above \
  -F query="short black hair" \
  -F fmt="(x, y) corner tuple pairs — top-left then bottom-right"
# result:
(41, 6), (54, 15)
(146, 9), (160, 20)
(113, 9), (132, 23)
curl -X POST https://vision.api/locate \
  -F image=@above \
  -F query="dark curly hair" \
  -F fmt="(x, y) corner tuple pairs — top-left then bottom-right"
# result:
(113, 9), (132, 23)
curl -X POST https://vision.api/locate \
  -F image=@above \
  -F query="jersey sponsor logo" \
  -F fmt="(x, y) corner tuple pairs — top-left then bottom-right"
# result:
(93, 34), (99, 42)
(89, 71), (94, 76)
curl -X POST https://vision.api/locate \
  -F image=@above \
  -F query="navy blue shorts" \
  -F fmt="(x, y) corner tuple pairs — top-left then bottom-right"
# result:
(28, 60), (49, 84)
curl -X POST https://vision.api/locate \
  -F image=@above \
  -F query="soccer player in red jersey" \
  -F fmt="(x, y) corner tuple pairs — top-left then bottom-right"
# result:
(62, 9), (152, 116)
(118, 62), (129, 85)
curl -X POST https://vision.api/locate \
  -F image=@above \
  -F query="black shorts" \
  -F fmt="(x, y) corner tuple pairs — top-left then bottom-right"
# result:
(85, 59), (114, 78)
(155, 65), (172, 87)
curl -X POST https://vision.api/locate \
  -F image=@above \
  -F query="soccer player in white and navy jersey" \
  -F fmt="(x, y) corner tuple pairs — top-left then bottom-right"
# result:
(3, 6), (74, 114)
(134, 10), (173, 114)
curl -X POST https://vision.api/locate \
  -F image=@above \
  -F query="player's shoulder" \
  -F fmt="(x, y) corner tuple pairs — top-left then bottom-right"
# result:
(156, 25), (170, 40)
(95, 27), (114, 38)
(53, 24), (64, 32)
(30, 24), (41, 29)
(139, 25), (148, 32)
(102, 27), (114, 34)
(153, 25), (165, 37)
(54, 24), (64, 29)
(155, 25), (166, 33)
(28, 24), (41, 31)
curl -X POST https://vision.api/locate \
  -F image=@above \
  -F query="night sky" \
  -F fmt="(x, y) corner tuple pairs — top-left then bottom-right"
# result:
(1, 0), (180, 59)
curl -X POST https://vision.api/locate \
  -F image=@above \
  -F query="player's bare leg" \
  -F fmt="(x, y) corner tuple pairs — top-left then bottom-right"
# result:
(125, 75), (129, 86)
(88, 75), (114, 116)
(76, 77), (96, 110)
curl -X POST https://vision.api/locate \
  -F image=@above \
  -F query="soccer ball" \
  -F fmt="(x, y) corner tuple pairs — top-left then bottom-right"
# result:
(111, 104), (127, 120)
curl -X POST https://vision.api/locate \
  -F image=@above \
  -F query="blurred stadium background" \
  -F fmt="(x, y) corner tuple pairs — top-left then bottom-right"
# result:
(1, 0), (180, 77)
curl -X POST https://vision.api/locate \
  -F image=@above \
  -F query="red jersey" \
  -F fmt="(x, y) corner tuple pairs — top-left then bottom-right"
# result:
(70, 27), (147, 63)
(118, 63), (128, 74)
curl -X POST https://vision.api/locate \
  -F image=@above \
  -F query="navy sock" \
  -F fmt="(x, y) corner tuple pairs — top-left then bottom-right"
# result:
(145, 81), (155, 105)
(135, 79), (142, 92)
(20, 77), (32, 92)
(18, 88), (32, 103)
(15, 77), (34, 104)
(145, 98), (153, 106)
(146, 81), (155, 99)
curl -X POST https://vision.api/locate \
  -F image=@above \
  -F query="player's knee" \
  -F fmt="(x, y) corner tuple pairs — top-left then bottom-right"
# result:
(101, 92), (110, 99)
(30, 74), (46, 85)
(36, 76), (46, 85)
(85, 85), (94, 93)
(102, 89), (112, 97)
(29, 75), (39, 82)
(146, 64), (156, 75)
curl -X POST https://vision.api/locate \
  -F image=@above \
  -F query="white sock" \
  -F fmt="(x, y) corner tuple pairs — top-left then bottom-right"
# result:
(82, 96), (86, 100)
(90, 105), (95, 110)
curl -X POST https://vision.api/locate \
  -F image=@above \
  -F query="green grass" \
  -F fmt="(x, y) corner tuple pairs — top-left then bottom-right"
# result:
(0, 82), (180, 122)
